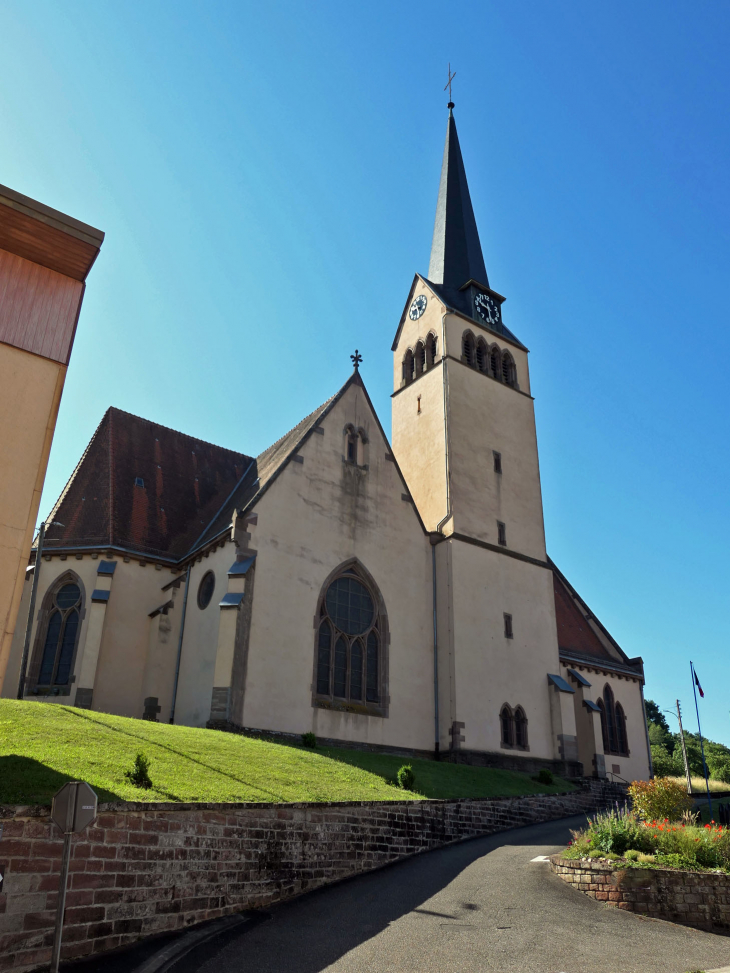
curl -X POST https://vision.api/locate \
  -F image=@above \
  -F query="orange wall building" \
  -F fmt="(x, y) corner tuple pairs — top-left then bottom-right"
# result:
(0, 184), (103, 694)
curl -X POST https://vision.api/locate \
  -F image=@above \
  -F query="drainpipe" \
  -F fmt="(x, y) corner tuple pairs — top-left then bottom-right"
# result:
(169, 564), (191, 724)
(432, 543), (440, 757)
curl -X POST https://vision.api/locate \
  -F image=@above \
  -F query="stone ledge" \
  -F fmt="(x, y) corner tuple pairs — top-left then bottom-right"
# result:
(550, 855), (730, 933)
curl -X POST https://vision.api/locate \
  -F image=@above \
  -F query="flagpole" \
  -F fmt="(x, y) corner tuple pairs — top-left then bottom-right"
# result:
(690, 661), (712, 819)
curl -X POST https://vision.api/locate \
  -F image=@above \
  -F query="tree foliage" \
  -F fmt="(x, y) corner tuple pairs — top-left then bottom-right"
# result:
(645, 700), (730, 783)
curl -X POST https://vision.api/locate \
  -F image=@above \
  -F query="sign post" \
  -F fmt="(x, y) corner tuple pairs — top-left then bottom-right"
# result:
(50, 782), (98, 973)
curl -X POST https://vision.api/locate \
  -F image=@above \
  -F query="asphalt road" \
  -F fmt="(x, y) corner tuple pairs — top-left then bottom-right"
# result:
(177, 815), (730, 973)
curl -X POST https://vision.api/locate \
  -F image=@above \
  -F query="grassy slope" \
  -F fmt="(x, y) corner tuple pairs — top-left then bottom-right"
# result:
(0, 700), (574, 806)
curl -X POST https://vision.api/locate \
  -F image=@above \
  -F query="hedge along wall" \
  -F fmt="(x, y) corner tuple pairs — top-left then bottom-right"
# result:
(550, 855), (730, 932)
(0, 780), (625, 973)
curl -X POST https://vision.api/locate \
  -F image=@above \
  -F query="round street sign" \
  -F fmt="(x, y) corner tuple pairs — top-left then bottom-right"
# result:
(51, 781), (98, 834)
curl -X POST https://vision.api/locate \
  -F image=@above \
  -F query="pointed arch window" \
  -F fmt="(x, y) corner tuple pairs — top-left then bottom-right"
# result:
(314, 564), (387, 715)
(501, 351), (516, 387)
(426, 333), (438, 367)
(30, 576), (84, 695)
(598, 685), (629, 756)
(415, 340), (426, 376)
(489, 345), (500, 378)
(402, 349), (415, 386)
(476, 338), (488, 373)
(514, 707), (528, 749)
(462, 331), (475, 367)
(500, 704), (514, 747)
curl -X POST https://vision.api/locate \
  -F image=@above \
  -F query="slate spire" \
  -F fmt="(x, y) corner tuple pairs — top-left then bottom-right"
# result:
(428, 105), (489, 290)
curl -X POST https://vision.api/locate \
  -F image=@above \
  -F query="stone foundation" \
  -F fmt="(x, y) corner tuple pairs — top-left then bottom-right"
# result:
(551, 855), (730, 932)
(0, 781), (624, 973)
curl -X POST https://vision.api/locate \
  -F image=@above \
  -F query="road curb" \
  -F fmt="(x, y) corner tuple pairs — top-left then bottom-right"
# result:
(132, 914), (251, 973)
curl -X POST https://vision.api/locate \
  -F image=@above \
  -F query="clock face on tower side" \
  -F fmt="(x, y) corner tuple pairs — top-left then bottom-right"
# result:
(409, 295), (427, 320)
(474, 292), (500, 326)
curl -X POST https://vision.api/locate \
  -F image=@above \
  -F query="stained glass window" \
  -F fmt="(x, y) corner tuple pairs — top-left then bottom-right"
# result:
(316, 570), (383, 708)
(37, 582), (82, 688)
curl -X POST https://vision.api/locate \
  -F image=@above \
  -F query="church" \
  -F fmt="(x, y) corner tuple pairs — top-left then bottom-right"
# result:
(3, 103), (652, 782)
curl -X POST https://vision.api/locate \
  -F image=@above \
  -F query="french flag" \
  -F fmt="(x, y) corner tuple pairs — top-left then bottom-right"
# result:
(694, 670), (705, 698)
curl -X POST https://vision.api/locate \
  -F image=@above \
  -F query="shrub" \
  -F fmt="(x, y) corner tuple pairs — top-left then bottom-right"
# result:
(535, 768), (554, 786)
(629, 777), (695, 822)
(588, 806), (643, 855)
(624, 849), (640, 861)
(637, 853), (655, 864)
(397, 764), (415, 791)
(301, 732), (317, 748)
(125, 752), (152, 789)
(650, 744), (675, 778)
(709, 757), (730, 784)
(587, 849), (603, 858)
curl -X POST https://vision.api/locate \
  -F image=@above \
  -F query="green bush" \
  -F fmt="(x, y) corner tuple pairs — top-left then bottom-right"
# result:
(397, 764), (415, 791)
(708, 756), (730, 784)
(629, 777), (695, 822)
(125, 752), (152, 789)
(650, 744), (675, 778)
(624, 849), (640, 861)
(301, 732), (317, 748)
(535, 768), (554, 786)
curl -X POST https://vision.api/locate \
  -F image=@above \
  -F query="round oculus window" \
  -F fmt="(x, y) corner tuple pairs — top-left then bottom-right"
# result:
(197, 571), (215, 610)
(324, 576), (374, 635)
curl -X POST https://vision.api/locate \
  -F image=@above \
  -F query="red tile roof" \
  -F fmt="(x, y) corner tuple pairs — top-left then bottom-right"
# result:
(43, 408), (253, 560)
(552, 572), (616, 662)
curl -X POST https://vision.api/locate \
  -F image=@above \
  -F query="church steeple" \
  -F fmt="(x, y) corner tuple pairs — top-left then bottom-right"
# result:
(428, 105), (489, 290)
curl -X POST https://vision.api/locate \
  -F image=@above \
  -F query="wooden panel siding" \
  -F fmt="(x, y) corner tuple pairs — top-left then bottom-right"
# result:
(0, 249), (84, 364)
(0, 185), (102, 281)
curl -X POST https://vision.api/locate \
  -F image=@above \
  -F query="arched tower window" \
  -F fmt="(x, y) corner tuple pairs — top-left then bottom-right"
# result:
(514, 706), (528, 749)
(500, 704), (514, 747)
(402, 349), (415, 386)
(426, 333), (438, 367)
(29, 573), (85, 695)
(314, 562), (388, 715)
(489, 345), (500, 378)
(462, 331), (475, 367)
(415, 340), (425, 376)
(501, 351), (516, 387)
(476, 338), (488, 373)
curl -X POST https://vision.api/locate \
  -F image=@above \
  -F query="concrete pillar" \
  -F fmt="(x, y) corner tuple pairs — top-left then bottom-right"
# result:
(566, 666), (606, 778)
(209, 554), (256, 724)
(548, 672), (579, 766)
(74, 560), (116, 708)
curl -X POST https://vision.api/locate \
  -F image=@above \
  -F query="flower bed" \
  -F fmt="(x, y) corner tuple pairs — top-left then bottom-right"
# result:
(550, 855), (730, 932)
(553, 777), (730, 931)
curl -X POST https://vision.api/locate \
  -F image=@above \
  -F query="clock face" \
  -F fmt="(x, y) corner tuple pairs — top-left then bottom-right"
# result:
(474, 292), (500, 326)
(409, 295), (427, 320)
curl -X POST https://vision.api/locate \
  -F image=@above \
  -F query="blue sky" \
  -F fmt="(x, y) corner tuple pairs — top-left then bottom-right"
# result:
(2, 1), (728, 745)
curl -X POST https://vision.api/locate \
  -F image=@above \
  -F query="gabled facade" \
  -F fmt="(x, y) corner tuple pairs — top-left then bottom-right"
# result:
(1, 104), (652, 782)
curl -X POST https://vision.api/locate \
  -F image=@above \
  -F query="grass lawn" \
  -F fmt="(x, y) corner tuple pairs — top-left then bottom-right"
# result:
(0, 699), (574, 806)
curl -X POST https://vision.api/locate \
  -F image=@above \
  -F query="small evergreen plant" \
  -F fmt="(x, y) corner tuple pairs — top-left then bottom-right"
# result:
(397, 764), (415, 791)
(125, 752), (152, 789)
(535, 768), (554, 786)
(301, 732), (317, 748)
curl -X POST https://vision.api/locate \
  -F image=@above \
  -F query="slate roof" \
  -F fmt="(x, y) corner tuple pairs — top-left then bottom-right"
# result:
(428, 107), (489, 290)
(42, 408), (254, 561)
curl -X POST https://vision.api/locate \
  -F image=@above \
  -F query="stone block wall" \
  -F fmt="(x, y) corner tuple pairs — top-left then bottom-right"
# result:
(551, 855), (730, 932)
(0, 780), (624, 972)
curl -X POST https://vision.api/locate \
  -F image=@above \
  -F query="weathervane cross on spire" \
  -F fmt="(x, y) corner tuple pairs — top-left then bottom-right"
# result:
(351, 349), (363, 370)
(444, 63), (456, 106)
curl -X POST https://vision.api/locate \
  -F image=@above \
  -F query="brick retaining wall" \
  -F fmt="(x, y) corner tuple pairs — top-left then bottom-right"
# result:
(0, 780), (624, 972)
(551, 855), (730, 932)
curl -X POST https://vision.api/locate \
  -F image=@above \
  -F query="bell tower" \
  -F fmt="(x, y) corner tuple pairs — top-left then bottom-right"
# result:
(391, 102), (547, 561)
(391, 101), (568, 765)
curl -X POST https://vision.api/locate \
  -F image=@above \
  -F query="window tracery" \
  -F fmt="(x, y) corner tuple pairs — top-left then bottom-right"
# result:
(29, 574), (84, 695)
(598, 684), (629, 756)
(314, 564), (386, 714)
